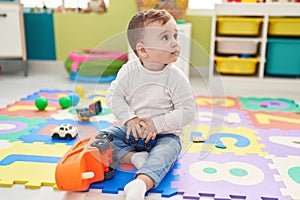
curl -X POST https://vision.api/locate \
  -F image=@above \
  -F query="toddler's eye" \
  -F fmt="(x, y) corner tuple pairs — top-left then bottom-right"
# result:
(162, 35), (169, 40)
(174, 33), (178, 40)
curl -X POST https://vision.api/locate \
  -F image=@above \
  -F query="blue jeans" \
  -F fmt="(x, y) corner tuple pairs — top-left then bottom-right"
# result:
(102, 126), (181, 188)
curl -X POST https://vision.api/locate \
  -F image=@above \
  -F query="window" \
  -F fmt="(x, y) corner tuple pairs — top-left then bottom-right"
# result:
(21, 0), (109, 9)
(188, 0), (222, 10)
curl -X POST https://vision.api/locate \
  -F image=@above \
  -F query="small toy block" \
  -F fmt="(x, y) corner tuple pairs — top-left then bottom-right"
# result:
(215, 141), (226, 149)
(193, 136), (205, 143)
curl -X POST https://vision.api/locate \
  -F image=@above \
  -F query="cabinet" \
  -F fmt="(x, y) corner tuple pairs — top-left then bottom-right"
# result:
(128, 23), (191, 78)
(0, 2), (27, 76)
(209, 3), (300, 88)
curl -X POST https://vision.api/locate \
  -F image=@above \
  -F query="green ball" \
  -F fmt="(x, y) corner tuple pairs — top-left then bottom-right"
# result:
(35, 96), (48, 110)
(59, 96), (71, 109)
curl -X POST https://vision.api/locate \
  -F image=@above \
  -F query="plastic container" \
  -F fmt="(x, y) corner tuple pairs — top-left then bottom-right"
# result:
(217, 17), (263, 36)
(265, 38), (300, 76)
(269, 17), (300, 36)
(215, 56), (259, 75)
(216, 38), (260, 55)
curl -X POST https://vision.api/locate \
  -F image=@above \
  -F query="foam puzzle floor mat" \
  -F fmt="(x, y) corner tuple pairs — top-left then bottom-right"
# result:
(0, 89), (300, 199)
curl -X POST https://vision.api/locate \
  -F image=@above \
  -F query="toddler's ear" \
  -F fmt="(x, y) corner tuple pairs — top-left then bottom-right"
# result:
(136, 43), (148, 58)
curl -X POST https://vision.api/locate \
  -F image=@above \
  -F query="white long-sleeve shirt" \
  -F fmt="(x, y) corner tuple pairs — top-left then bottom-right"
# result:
(106, 59), (196, 135)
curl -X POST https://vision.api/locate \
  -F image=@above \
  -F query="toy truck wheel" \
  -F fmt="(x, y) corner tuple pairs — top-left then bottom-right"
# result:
(91, 139), (110, 152)
(52, 133), (60, 139)
(104, 167), (114, 180)
(65, 133), (73, 140)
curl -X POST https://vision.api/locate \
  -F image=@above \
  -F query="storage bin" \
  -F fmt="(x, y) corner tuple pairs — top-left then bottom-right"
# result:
(216, 38), (260, 55)
(217, 17), (263, 36)
(265, 38), (300, 76)
(269, 17), (300, 36)
(215, 56), (259, 75)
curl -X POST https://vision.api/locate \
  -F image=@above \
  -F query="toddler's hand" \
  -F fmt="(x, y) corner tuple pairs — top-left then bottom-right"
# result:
(140, 119), (157, 143)
(125, 117), (142, 140)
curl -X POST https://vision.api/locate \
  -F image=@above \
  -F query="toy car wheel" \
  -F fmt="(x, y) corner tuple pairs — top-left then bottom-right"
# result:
(52, 133), (60, 139)
(104, 167), (114, 180)
(65, 133), (73, 140)
(145, 142), (152, 148)
(92, 139), (110, 152)
(130, 140), (137, 146)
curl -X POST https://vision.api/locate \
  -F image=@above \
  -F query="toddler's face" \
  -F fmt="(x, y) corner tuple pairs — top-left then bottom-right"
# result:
(141, 18), (180, 66)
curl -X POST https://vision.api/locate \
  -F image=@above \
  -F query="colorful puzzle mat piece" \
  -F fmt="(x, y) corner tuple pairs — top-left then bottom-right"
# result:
(90, 163), (179, 197)
(19, 118), (114, 145)
(21, 89), (73, 102)
(0, 116), (46, 141)
(195, 96), (241, 109)
(0, 100), (62, 118)
(182, 125), (266, 156)
(0, 141), (70, 188)
(248, 110), (300, 130)
(172, 153), (290, 200)
(267, 155), (300, 200)
(0, 90), (300, 199)
(240, 97), (300, 112)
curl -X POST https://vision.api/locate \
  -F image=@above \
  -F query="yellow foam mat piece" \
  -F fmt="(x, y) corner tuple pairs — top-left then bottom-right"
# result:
(182, 125), (266, 156)
(0, 162), (57, 189)
(0, 142), (71, 189)
(0, 141), (71, 160)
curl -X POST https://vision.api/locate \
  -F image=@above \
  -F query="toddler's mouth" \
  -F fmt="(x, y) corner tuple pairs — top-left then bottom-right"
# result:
(171, 51), (180, 55)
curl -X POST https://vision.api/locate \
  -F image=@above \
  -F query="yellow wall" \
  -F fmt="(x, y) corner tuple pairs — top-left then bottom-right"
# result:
(54, 0), (211, 67)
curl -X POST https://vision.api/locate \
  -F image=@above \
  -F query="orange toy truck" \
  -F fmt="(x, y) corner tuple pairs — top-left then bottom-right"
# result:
(55, 131), (116, 191)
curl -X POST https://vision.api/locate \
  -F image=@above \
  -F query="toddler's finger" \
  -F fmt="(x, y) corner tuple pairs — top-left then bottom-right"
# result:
(131, 127), (138, 140)
(145, 132), (153, 143)
(136, 125), (143, 138)
(151, 132), (157, 140)
(126, 128), (131, 139)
